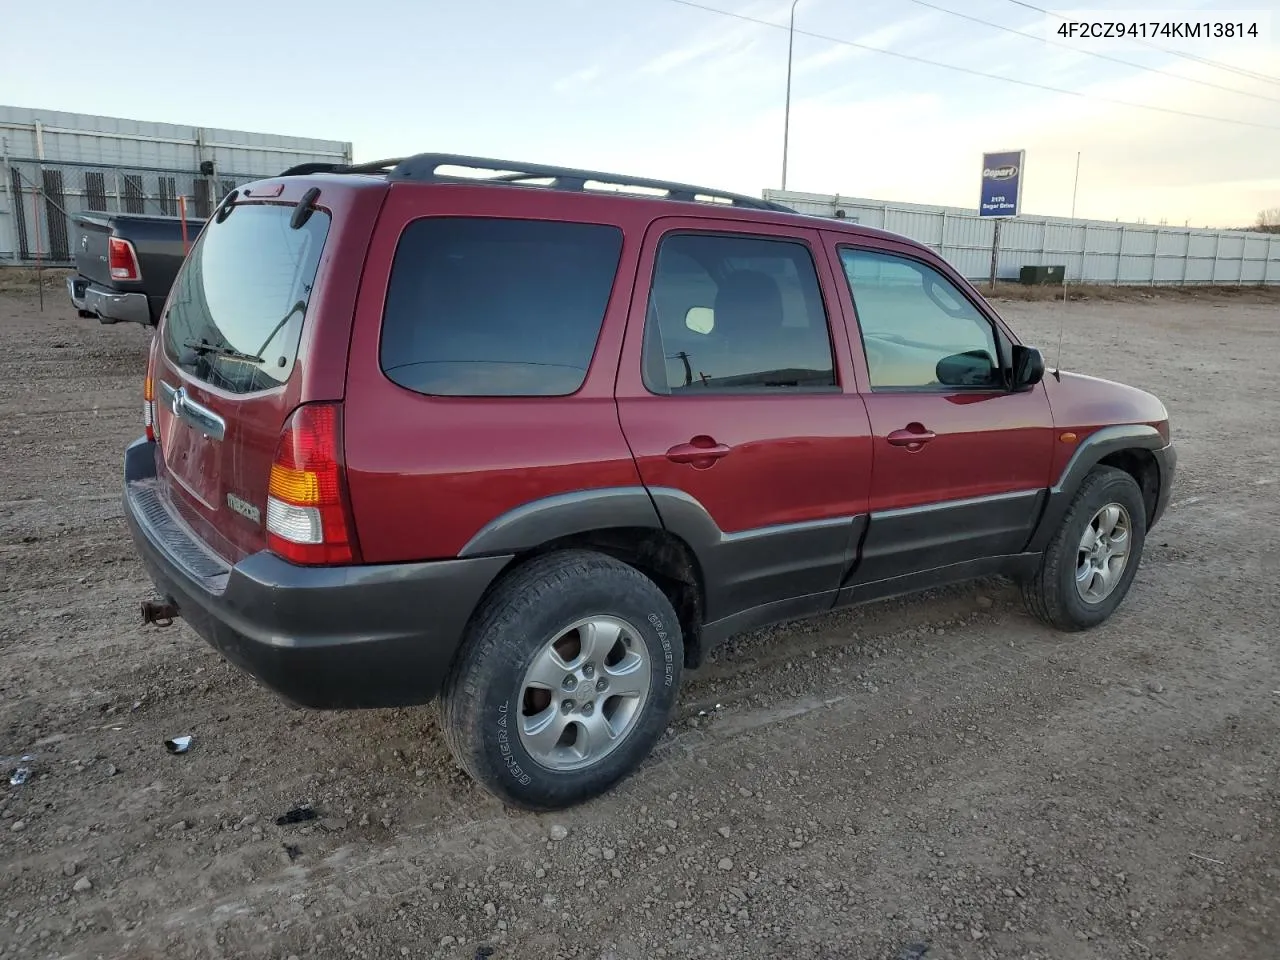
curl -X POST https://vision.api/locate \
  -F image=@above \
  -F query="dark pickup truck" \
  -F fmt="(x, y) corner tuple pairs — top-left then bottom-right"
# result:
(66, 213), (204, 326)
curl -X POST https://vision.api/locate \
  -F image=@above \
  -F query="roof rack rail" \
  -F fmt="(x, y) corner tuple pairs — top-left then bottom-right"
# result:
(280, 153), (793, 214)
(389, 153), (793, 212)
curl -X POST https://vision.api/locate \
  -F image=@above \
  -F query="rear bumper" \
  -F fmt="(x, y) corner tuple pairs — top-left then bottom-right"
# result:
(68, 276), (151, 325)
(1150, 441), (1176, 529)
(122, 438), (512, 709)
(66, 276), (88, 312)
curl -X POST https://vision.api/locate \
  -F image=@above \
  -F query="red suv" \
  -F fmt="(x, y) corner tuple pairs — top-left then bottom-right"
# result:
(125, 154), (1175, 810)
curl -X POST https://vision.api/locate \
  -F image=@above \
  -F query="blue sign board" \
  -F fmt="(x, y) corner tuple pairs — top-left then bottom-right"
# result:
(979, 150), (1024, 218)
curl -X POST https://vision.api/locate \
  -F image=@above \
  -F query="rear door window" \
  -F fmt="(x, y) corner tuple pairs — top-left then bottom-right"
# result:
(380, 218), (624, 397)
(162, 202), (329, 394)
(641, 233), (836, 393)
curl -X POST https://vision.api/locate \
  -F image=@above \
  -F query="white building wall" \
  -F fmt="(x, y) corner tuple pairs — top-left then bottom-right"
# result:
(1, 105), (352, 263)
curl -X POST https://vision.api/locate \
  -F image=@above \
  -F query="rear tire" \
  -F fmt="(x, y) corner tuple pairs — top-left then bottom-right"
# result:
(1021, 465), (1147, 631)
(441, 550), (683, 811)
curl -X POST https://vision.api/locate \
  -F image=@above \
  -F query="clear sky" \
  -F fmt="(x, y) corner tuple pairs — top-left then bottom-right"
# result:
(3, 0), (1277, 227)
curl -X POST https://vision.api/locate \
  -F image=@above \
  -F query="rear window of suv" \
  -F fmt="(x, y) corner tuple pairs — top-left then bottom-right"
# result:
(380, 217), (624, 397)
(162, 202), (329, 395)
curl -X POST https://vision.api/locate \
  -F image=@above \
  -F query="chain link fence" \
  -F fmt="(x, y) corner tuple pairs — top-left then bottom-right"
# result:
(3, 158), (255, 264)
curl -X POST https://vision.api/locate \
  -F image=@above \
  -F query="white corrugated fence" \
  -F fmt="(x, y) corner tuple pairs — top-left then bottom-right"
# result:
(764, 190), (1280, 286)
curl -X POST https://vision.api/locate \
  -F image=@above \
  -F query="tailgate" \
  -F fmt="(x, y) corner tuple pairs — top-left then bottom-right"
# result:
(72, 215), (115, 286)
(153, 200), (333, 563)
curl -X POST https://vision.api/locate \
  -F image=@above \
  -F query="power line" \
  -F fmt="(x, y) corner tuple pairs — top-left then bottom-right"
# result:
(906, 0), (1280, 106)
(660, 0), (1280, 131)
(1001, 0), (1280, 87)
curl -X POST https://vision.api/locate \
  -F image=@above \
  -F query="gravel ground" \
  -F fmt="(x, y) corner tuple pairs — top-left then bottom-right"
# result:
(1, 284), (1277, 960)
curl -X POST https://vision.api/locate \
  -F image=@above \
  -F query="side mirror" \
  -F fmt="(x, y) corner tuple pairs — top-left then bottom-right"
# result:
(936, 349), (998, 387)
(1010, 344), (1045, 389)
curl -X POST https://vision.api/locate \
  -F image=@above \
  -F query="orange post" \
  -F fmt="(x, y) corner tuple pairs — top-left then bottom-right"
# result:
(179, 195), (190, 255)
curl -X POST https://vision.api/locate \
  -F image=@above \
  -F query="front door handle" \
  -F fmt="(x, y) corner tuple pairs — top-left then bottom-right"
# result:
(666, 436), (732, 468)
(886, 424), (936, 449)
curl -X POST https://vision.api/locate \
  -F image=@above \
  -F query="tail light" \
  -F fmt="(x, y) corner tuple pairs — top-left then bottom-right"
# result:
(108, 236), (141, 281)
(266, 403), (360, 566)
(143, 375), (156, 441)
(143, 340), (157, 442)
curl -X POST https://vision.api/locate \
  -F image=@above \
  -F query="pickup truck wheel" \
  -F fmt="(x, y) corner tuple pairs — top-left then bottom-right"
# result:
(441, 549), (683, 811)
(1021, 465), (1148, 631)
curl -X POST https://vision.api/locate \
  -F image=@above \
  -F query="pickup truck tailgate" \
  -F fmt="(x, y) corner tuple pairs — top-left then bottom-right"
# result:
(72, 215), (115, 287)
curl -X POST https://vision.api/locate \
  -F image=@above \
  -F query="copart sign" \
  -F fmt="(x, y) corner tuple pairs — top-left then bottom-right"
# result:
(979, 149), (1025, 218)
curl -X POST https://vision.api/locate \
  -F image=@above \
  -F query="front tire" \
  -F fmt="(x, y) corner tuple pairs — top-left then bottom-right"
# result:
(441, 550), (683, 811)
(1021, 466), (1148, 631)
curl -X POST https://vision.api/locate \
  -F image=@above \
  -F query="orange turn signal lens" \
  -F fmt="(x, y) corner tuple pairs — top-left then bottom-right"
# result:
(269, 464), (322, 505)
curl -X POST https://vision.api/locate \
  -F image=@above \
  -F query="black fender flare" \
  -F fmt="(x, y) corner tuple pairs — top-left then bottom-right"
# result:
(460, 484), (854, 630)
(458, 486), (669, 557)
(458, 487), (731, 565)
(1025, 424), (1165, 553)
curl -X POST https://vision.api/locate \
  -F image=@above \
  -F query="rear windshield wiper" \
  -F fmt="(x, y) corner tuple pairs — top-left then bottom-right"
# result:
(183, 339), (264, 364)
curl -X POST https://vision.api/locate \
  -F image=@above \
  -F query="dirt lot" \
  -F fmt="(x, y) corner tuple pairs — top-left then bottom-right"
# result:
(1, 281), (1278, 960)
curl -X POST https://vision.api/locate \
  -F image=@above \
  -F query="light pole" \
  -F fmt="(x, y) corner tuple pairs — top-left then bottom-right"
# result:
(1070, 151), (1081, 219)
(781, 0), (800, 191)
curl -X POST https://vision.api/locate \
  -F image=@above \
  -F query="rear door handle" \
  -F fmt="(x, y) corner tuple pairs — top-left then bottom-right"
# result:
(666, 437), (732, 467)
(886, 424), (936, 449)
(158, 381), (226, 441)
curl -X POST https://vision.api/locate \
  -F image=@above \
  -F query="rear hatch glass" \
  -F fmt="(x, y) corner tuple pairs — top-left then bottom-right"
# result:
(154, 201), (330, 561)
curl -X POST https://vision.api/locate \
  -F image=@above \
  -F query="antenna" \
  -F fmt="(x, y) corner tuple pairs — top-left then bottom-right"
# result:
(1052, 298), (1066, 381)
(1053, 152), (1081, 381)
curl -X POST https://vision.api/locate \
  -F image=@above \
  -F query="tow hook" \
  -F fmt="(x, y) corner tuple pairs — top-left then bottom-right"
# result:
(141, 600), (180, 628)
